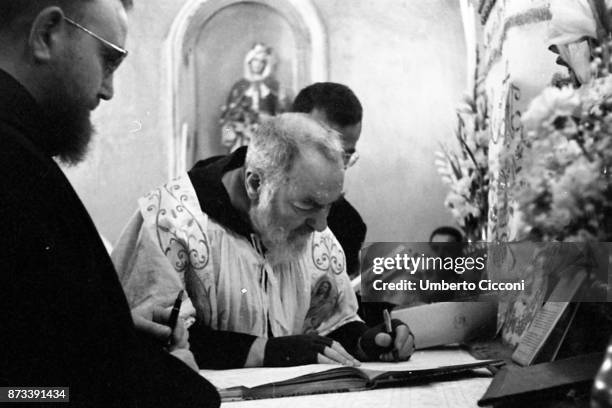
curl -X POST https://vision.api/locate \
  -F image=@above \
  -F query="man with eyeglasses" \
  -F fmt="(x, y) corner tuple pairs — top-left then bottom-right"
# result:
(0, 0), (219, 406)
(293, 83), (367, 279)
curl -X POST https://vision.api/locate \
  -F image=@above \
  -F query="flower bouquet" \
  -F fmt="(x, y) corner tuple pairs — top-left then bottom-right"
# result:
(516, 73), (612, 242)
(436, 95), (490, 241)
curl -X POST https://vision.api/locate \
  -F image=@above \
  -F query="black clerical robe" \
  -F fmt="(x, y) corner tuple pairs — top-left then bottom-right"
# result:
(0, 69), (219, 408)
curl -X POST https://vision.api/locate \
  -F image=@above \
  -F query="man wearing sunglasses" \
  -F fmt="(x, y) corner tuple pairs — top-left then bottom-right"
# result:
(0, 0), (218, 406)
(293, 83), (367, 279)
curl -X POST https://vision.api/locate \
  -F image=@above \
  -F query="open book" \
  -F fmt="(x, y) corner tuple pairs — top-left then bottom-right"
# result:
(203, 352), (503, 401)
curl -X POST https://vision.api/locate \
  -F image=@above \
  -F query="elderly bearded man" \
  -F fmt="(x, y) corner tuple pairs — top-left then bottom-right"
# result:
(113, 114), (415, 368)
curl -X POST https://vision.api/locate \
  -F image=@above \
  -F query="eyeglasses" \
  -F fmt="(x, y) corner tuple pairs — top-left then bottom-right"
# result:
(63, 16), (128, 75)
(343, 151), (359, 168)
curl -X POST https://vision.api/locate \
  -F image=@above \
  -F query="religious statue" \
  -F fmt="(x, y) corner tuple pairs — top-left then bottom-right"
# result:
(220, 43), (287, 152)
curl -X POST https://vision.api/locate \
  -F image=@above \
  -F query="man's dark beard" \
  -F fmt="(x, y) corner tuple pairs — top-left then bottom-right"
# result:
(42, 92), (94, 166)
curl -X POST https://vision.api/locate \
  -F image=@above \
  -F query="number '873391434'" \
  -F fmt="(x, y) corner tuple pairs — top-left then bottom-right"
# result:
(1, 387), (69, 402)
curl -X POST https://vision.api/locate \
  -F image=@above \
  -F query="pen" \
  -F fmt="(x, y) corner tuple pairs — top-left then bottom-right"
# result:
(383, 309), (399, 362)
(167, 290), (184, 348)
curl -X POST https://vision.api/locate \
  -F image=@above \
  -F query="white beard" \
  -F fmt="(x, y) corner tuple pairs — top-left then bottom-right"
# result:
(249, 183), (311, 266)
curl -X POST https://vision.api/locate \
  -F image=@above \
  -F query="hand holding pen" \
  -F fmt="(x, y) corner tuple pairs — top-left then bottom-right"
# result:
(383, 309), (400, 362)
(130, 291), (198, 372)
(166, 290), (185, 348)
(130, 290), (188, 349)
(357, 309), (416, 362)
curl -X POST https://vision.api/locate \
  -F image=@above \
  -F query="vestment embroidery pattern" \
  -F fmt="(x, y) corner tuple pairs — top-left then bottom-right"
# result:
(144, 181), (210, 273)
(311, 232), (344, 274)
(185, 267), (216, 326)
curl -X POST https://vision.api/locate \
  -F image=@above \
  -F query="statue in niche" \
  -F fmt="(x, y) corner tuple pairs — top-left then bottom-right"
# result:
(220, 43), (288, 152)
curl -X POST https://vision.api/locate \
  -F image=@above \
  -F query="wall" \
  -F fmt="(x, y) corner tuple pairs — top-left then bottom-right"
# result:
(63, 0), (466, 245)
(313, 0), (466, 241)
(62, 0), (185, 243)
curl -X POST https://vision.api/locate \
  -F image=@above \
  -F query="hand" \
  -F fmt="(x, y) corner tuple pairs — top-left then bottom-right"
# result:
(131, 297), (189, 350)
(358, 319), (415, 362)
(170, 348), (199, 372)
(264, 334), (361, 367)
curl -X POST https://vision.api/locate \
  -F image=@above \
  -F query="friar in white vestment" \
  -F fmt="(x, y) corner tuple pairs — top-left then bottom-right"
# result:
(112, 113), (415, 368)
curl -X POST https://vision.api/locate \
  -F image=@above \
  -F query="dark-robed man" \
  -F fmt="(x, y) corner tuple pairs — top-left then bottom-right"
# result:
(0, 1), (219, 406)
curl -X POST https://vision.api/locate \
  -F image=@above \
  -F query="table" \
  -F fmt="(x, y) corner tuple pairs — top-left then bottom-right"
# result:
(199, 347), (494, 407)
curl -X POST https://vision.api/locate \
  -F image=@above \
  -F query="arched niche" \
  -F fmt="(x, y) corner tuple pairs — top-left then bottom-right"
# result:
(162, 0), (328, 178)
